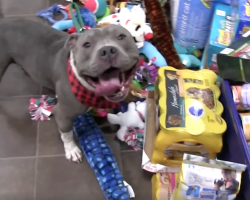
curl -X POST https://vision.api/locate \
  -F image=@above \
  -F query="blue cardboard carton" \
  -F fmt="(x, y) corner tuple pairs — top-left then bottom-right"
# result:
(235, 0), (250, 40)
(201, 3), (237, 71)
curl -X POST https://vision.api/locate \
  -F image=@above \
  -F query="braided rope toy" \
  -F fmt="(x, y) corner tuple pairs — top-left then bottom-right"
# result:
(144, 0), (186, 69)
(29, 96), (56, 121)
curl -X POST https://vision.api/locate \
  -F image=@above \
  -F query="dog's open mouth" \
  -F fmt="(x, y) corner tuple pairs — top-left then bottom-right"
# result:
(84, 65), (137, 102)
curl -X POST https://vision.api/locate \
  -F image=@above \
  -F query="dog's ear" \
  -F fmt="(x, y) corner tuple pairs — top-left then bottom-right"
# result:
(64, 33), (80, 50)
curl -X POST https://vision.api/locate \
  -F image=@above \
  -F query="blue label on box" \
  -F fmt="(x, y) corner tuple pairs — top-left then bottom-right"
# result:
(173, 0), (214, 49)
(186, 185), (201, 198)
(235, 21), (250, 40)
(234, 1), (250, 40)
(204, 4), (237, 69)
(210, 4), (235, 48)
(200, 188), (216, 199)
(239, 0), (250, 20)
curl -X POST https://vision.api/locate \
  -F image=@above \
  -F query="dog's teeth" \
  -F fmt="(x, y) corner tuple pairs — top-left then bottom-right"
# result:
(117, 88), (124, 96)
(116, 92), (122, 97)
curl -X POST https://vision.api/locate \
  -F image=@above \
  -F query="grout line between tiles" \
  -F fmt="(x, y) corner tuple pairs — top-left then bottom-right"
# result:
(46, 0), (50, 8)
(39, 85), (43, 96)
(119, 152), (124, 174)
(0, 154), (65, 161)
(0, 95), (42, 100)
(36, 121), (40, 157)
(4, 14), (39, 17)
(33, 121), (40, 200)
(0, 0), (2, 17)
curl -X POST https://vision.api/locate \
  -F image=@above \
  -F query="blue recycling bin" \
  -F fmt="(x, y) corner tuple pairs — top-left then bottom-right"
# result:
(218, 80), (250, 200)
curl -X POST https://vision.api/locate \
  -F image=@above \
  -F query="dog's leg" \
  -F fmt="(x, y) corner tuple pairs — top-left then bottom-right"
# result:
(59, 130), (82, 163)
(53, 104), (82, 163)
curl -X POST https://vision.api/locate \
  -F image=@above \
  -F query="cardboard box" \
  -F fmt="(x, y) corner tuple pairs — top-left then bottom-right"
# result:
(217, 30), (250, 82)
(235, 20), (250, 40)
(201, 4), (237, 70)
(234, 0), (250, 40)
(141, 90), (180, 173)
(152, 172), (178, 200)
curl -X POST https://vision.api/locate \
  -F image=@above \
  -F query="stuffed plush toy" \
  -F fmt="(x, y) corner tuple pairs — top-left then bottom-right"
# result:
(116, 1), (146, 12)
(98, 6), (151, 39)
(97, 12), (121, 25)
(52, 7), (96, 31)
(119, 6), (167, 67)
(84, 0), (107, 18)
(64, 0), (107, 18)
(107, 101), (146, 142)
(173, 40), (201, 68)
(144, 0), (185, 69)
(119, 6), (153, 48)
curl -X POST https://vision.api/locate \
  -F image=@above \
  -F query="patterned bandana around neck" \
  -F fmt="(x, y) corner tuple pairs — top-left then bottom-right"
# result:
(67, 57), (120, 109)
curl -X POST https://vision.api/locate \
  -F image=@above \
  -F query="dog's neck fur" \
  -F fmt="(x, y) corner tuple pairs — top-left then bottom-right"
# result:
(69, 51), (95, 92)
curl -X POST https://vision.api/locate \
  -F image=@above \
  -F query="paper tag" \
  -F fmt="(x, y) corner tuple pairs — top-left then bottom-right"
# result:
(212, 54), (217, 62)
(243, 30), (250, 37)
(123, 181), (135, 198)
(220, 48), (234, 55)
(216, 10), (226, 17)
(143, 161), (180, 173)
(142, 150), (180, 173)
(41, 108), (52, 117)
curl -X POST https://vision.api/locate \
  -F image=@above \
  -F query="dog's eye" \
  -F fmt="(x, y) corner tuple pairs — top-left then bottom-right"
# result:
(83, 42), (90, 48)
(117, 34), (126, 40)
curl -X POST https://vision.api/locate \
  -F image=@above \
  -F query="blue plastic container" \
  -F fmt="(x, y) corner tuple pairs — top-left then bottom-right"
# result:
(218, 80), (250, 200)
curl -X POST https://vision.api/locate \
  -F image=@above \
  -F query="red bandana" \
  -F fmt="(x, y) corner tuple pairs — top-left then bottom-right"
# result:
(67, 59), (120, 109)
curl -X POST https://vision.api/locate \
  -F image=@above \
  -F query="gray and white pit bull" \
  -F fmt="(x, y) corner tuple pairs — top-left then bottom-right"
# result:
(0, 18), (139, 163)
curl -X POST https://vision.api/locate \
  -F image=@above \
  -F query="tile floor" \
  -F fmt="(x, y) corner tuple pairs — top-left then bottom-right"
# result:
(0, 1), (152, 199)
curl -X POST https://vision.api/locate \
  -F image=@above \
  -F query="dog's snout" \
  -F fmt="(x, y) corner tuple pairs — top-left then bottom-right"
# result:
(110, 47), (117, 54)
(99, 46), (118, 60)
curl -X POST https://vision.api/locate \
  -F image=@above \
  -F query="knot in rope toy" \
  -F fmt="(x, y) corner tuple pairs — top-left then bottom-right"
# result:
(29, 95), (56, 121)
(37, 4), (68, 24)
(124, 127), (144, 150)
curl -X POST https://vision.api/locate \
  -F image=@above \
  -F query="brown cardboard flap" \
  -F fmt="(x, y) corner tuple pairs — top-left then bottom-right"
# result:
(144, 90), (157, 158)
(142, 90), (180, 173)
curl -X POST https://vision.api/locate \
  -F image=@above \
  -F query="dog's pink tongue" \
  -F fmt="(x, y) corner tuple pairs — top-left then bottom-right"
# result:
(95, 69), (121, 96)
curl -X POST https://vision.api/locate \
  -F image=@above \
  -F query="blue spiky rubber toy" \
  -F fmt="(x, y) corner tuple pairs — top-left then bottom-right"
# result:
(73, 113), (131, 200)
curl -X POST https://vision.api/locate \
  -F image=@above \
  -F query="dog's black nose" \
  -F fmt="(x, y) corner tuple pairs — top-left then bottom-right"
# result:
(99, 46), (118, 60)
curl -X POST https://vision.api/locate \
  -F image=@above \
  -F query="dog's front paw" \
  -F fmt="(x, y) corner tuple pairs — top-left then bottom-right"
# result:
(64, 144), (82, 163)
